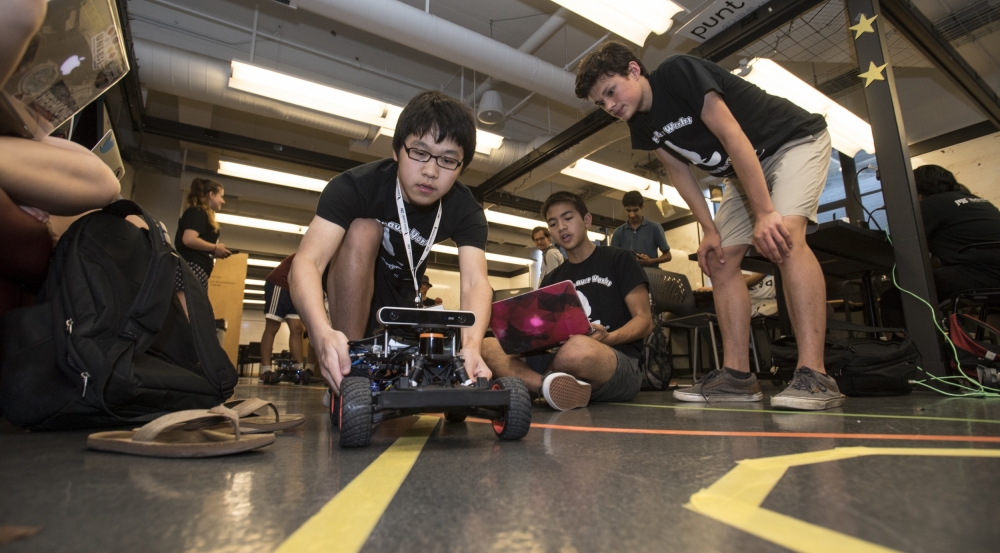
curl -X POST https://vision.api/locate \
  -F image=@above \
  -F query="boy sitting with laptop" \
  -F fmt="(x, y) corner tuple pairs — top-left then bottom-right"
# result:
(290, 91), (493, 398)
(482, 191), (653, 410)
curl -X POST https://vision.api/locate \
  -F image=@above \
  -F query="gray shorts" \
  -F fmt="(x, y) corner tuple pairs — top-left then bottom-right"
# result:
(524, 348), (641, 403)
(714, 129), (832, 249)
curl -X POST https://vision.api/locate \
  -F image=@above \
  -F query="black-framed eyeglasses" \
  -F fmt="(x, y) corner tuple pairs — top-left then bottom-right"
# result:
(403, 145), (462, 171)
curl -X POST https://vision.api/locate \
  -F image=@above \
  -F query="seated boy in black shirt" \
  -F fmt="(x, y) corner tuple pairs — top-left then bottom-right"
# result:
(290, 91), (493, 396)
(482, 191), (653, 410)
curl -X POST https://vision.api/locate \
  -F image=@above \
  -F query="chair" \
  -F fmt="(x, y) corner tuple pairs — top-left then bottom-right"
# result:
(946, 242), (1000, 341)
(238, 342), (262, 377)
(644, 268), (720, 381)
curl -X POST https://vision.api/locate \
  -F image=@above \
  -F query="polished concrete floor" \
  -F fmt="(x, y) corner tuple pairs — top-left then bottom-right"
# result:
(2, 378), (1000, 552)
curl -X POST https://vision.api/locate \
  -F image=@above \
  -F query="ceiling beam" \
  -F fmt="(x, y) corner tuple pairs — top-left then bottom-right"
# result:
(879, 0), (1000, 128)
(141, 117), (364, 173)
(472, 109), (617, 201)
(690, 0), (826, 62)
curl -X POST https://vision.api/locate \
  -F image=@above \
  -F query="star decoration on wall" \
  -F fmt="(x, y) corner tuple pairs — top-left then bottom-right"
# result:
(850, 13), (878, 39)
(858, 61), (888, 87)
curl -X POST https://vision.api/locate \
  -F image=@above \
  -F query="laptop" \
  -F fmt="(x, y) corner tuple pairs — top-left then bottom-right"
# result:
(0, 0), (129, 139)
(489, 280), (592, 355)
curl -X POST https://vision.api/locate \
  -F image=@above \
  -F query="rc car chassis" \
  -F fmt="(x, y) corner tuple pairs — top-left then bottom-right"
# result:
(260, 358), (315, 386)
(331, 307), (532, 447)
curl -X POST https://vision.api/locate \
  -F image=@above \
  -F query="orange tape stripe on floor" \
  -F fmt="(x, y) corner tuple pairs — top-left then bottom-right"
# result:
(528, 422), (1000, 443)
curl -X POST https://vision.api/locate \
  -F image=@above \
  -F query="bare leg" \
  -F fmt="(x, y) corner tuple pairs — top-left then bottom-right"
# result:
(260, 318), (282, 367)
(776, 216), (827, 372)
(481, 338), (544, 393)
(286, 317), (305, 363)
(705, 244), (753, 372)
(326, 218), (382, 340)
(550, 335), (619, 388)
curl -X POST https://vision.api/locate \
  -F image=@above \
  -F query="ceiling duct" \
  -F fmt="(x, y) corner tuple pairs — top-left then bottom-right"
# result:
(291, 0), (589, 109)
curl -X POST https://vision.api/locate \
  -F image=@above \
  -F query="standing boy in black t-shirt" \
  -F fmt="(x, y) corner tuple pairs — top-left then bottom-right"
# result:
(482, 191), (653, 410)
(290, 91), (493, 396)
(576, 42), (844, 410)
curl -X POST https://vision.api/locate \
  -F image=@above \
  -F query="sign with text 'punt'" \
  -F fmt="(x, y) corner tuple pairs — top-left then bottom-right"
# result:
(675, 0), (770, 43)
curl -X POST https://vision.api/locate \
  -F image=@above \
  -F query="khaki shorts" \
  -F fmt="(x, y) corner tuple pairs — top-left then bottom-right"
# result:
(714, 129), (832, 249)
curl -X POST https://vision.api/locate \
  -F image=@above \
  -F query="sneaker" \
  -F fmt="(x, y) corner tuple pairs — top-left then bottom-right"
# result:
(771, 367), (846, 411)
(542, 372), (591, 411)
(672, 368), (763, 402)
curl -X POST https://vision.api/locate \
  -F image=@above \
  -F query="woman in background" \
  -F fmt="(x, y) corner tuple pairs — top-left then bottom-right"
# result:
(175, 178), (231, 291)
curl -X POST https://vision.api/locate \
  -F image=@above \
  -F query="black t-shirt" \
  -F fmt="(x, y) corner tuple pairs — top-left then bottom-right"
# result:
(921, 191), (1000, 267)
(175, 207), (219, 275)
(540, 246), (649, 358)
(316, 158), (488, 331)
(628, 55), (827, 178)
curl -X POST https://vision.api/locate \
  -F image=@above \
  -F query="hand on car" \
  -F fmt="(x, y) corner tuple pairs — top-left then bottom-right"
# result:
(315, 327), (352, 395)
(461, 348), (492, 381)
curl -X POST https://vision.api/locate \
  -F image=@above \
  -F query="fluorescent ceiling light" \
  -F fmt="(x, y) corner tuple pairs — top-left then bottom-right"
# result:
(243, 299), (266, 305)
(248, 258), (281, 268)
(430, 244), (534, 266)
(216, 213), (308, 235)
(551, 0), (685, 46)
(245, 279), (266, 286)
(484, 209), (606, 242)
(229, 61), (504, 155)
(218, 160), (328, 192)
(244, 289), (265, 295)
(561, 159), (689, 209)
(736, 58), (875, 156)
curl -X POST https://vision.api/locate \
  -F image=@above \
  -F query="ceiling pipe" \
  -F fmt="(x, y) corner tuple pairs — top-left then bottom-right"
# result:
(134, 39), (531, 173)
(465, 7), (571, 106)
(133, 39), (375, 140)
(292, 0), (589, 109)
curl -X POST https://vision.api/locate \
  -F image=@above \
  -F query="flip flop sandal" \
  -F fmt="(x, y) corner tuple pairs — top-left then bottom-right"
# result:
(218, 398), (305, 433)
(86, 406), (275, 458)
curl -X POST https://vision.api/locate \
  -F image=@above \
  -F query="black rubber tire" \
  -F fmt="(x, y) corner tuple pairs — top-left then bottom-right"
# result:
(328, 390), (341, 427)
(444, 411), (467, 423)
(339, 377), (374, 448)
(491, 377), (531, 440)
(261, 371), (276, 385)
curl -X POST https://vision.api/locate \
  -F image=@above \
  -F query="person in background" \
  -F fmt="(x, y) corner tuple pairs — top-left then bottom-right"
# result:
(175, 178), (231, 292)
(419, 275), (443, 307)
(532, 226), (565, 283)
(259, 254), (304, 377)
(611, 191), (671, 267)
(881, 165), (1000, 327)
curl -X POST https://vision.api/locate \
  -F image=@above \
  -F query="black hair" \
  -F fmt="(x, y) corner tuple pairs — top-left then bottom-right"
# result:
(392, 90), (477, 172)
(622, 190), (645, 208)
(913, 165), (963, 197)
(575, 41), (648, 100)
(541, 191), (590, 220)
(531, 226), (550, 239)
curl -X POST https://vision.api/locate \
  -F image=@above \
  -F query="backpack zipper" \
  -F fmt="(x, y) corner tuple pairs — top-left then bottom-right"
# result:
(66, 318), (73, 334)
(81, 372), (90, 398)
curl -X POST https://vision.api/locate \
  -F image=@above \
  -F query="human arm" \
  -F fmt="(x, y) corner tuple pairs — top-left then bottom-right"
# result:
(591, 284), (654, 346)
(0, 0), (45, 87)
(181, 229), (231, 259)
(0, 136), (120, 215)
(637, 235), (672, 266)
(701, 91), (791, 264)
(457, 245), (493, 380)
(655, 148), (724, 276)
(289, 216), (350, 394)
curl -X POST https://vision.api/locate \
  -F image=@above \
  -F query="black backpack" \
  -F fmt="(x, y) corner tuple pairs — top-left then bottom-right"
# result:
(0, 200), (237, 430)
(771, 319), (919, 397)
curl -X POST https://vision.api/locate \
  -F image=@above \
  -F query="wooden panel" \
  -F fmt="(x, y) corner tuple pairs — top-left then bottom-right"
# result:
(207, 253), (248, 366)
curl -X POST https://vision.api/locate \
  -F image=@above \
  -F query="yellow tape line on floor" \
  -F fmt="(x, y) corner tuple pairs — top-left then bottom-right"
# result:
(685, 447), (1000, 553)
(275, 416), (439, 553)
